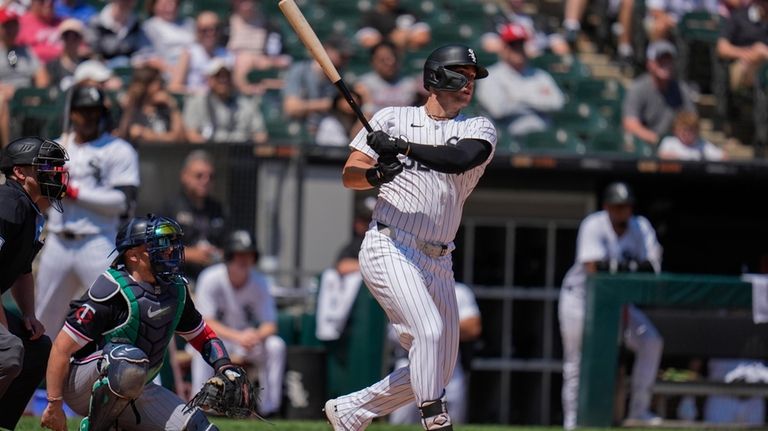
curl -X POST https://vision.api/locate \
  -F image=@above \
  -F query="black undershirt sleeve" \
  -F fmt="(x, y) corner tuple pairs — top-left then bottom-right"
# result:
(406, 138), (492, 174)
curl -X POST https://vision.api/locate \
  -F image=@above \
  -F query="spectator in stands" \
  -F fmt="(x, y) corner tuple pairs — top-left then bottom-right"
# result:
(315, 90), (365, 146)
(354, 41), (420, 116)
(87, 0), (151, 67)
(17, 0), (63, 64)
(229, 0), (291, 92)
(169, 11), (234, 95)
(646, 0), (719, 42)
(191, 229), (286, 418)
(141, 0), (195, 72)
(623, 40), (697, 146)
(0, 7), (44, 146)
(54, 0), (96, 23)
(704, 359), (767, 425)
(182, 58), (268, 144)
(561, 0), (587, 45)
(163, 150), (226, 280)
(717, 0), (768, 90)
(282, 38), (347, 133)
(483, 0), (570, 57)
(356, 0), (431, 50)
(38, 18), (88, 91)
(476, 23), (565, 136)
(117, 65), (185, 144)
(658, 111), (727, 160)
(559, 182), (664, 430)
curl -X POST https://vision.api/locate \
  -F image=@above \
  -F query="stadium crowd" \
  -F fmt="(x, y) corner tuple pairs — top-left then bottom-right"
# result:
(0, 0), (765, 158)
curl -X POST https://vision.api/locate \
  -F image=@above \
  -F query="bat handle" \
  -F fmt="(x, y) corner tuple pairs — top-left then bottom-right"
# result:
(334, 80), (373, 133)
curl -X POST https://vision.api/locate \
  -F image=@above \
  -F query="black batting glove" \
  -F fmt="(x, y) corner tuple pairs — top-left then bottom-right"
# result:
(367, 131), (410, 156)
(365, 154), (403, 187)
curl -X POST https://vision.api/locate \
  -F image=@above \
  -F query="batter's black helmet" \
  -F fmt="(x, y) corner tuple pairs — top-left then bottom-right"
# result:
(113, 214), (185, 284)
(423, 44), (489, 91)
(1, 136), (69, 212)
(603, 182), (635, 205)
(69, 85), (107, 110)
(224, 230), (259, 262)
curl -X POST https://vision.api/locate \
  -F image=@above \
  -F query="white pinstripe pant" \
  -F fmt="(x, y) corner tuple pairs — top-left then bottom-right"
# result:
(332, 225), (460, 430)
(63, 354), (201, 430)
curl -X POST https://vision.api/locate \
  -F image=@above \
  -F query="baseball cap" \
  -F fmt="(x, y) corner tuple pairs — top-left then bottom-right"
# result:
(499, 22), (528, 44)
(0, 7), (19, 24)
(603, 182), (635, 205)
(58, 18), (85, 36)
(204, 58), (233, 76)
(73, 60), (113, 84)
(646, 40), (676, 61)
(70, 85), (105, 109)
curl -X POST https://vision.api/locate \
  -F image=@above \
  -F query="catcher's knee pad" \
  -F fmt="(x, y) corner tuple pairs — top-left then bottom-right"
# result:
(419, 394), (452, 431)
(184, 409), (220, 431)
(84, 344), (150, 431)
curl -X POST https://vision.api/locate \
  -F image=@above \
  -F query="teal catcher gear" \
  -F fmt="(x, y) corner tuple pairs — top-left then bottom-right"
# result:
(113, 214), (186, 285)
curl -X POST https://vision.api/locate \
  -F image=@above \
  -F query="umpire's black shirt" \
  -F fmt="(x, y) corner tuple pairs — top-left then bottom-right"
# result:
(164, 190), (226, 279)
(0, 179), (44, 294)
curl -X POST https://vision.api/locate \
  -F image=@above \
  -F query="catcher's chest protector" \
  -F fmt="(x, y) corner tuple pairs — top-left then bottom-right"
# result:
(102, 268), (186, 380)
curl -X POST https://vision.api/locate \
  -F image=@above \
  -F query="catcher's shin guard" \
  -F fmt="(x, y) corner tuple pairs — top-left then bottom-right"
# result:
(419, 395), (453, 431)
(184, 409), (220, 431)
(82, 344), (150, 431)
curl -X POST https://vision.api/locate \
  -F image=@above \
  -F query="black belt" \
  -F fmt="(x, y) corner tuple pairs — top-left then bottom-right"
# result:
(58, 231), (90, 241)
(376, 222), (450, 258)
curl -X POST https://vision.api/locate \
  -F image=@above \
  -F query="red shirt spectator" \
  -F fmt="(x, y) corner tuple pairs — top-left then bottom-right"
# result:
(17, 0), (62, 63)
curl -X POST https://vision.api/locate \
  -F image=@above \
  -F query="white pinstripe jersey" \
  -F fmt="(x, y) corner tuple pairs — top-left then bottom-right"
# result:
(351, 106), (497, 243)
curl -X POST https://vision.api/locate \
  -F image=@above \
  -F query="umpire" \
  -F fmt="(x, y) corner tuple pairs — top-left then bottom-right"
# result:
(0, 136), (68, 429)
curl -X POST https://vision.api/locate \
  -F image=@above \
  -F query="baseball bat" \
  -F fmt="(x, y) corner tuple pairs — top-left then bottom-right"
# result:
(278, 0), (373, 133)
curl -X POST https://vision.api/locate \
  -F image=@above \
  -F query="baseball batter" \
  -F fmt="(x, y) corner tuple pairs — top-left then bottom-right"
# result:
(41, 215), (236, 431)
(36, 85), (140, 336)
(559, 182), (664, 430)
(324, 44), (496, 431)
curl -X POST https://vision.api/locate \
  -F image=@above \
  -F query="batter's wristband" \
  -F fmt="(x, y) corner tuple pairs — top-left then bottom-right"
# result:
(365, 167), (384, 187)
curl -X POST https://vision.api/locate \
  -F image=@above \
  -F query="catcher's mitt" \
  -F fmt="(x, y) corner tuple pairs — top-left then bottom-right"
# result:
(184, 365), (258, 418)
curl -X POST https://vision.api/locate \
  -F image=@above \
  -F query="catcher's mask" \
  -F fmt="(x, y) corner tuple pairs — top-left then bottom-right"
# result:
(113, 214), (186, 285)
(0, 136), (69, 212)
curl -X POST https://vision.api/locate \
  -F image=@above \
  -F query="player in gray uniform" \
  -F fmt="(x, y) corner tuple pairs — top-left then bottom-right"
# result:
(559, 182), (664, 430)
(36, 85), (140, 337)
(41, 215), (235, 431)
(324, 44), (497, 431)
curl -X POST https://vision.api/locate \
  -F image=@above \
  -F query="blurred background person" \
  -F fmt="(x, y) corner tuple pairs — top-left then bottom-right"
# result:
(182, 59), (267, 144)
(645, 0), (719, 42)
(483, 0), (570, 57)
(141, 0), (194, 73)
(35, 85), (140, 337)
(356, 0), (431, 50)
(170, 11), (234, 95)
(38, 18), (88, 91)
(354, 41), (420, 116)
(389, 282), (482, 425)
(717, 0), (768, 91)
(17, 0), (62, 64)
(117, 65), (185, 144)
(476, 23), (565, 136)
(190, 230), (286, 418)
(86, 0), (150, 67)
(658, 112), (727, 161)
(54, 0), (96, 23)
(315, 90), (365, 147)
(163, 149), (226, 281)
(623, 40), (697, 146)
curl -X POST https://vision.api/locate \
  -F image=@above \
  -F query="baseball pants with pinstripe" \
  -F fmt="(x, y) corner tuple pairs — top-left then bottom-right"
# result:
(330, 224), (460, 430)
(62, 353), (203, 430)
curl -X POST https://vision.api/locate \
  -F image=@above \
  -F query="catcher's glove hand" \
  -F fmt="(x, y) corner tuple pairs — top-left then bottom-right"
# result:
(184, 365), (258, 418)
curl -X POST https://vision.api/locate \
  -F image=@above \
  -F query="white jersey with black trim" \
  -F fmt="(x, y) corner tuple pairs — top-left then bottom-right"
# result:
(350, 106), (497, 244)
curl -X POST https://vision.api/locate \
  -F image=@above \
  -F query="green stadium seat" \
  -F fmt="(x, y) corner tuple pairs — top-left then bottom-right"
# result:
(586, 128), (636, 156)
(677, 11), (722, 44)
(551, 102), (609, 142)
(9, 87), (65, 138)
(572, 78), (626, 124)
(531, 54), (591, 93)
(515, 128), (586, 155)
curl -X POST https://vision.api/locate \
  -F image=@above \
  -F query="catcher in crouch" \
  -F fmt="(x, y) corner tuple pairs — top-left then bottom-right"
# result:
(41, 214), (256, 431)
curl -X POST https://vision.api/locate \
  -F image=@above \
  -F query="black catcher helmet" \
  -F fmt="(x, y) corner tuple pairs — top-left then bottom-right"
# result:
(423, 44), (489, 92)
(0, 136), (69, 212)
(603, 182), (635, 206)
(223, 229), (259, 262)
(113, 214), (185, 285)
